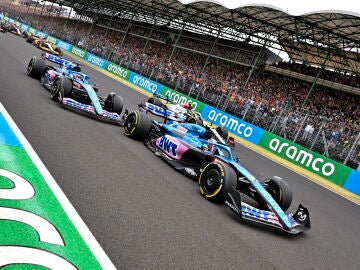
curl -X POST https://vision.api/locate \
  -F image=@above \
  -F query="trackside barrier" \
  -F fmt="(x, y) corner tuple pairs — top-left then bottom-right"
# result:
(8, 17), (359, 197)
(159, 87), (206, 112)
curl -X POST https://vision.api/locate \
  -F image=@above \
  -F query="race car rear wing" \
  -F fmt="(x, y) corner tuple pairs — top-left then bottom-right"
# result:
(42, 52), (73, 67)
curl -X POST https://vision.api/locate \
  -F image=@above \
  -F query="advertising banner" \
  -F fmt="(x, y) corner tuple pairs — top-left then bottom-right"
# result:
(70, 46), (86, 59)
(20, 24), (30, 32)
(105, 61), (131, 80)
(201, 105), (264, 144)
(128, 73), (164, 94)
(47, 35), (58, 45)
(258, 131), (352, 184)
(35, 30), (48, 38)
(343, 170), (360, 196)
(159, 87), (205, 112)
(56, 40), (73, 52)
(85, 52), (108, 69)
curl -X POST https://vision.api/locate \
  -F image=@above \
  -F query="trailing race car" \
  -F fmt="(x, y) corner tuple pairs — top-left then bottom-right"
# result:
(26, 53), (127, 124)
(124, 111), (311, 234)
(26, 35), (63, 56)
(140, 92), (204, 125)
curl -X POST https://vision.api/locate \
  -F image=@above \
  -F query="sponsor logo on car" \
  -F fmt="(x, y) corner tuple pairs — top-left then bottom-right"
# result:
(159, 136), (178, 157)
(184, 167), (197, 177)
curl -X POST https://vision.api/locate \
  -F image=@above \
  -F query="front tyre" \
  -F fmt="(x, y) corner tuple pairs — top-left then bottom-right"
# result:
(199, 162), (237, 203)
(27, 57), (46, 79)
(124, 111), (152, 140)
(264, 176), (292, 211)
(148, 97), (163, 107)
(26, 35), (35, 43)
(216, 126), (228, 141)
(51, 77), (72, 102)
(104, 92), (124, 115)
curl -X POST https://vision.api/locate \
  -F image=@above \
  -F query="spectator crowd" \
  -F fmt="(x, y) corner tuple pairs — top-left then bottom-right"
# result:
(2, 2), (360, 166)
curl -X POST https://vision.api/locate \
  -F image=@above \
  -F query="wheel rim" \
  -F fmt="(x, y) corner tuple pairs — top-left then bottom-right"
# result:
(124, 113), (137, 133)
(201, 169), (221, 194)
(52, 81), (60, 100)
(27, 59), (33, 75)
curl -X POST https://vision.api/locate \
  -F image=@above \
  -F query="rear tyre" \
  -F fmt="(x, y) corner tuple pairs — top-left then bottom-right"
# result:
(54, 47), (63, 56)
(27, 57), (46, 79)
(264, 176), (292, 211)
(124, 111), (152, 140)
(104, 92), (124, 115)
(26, 35), (35, 43)
(51, 77), (72, 102)
(199, 162), (237, 203)
(187, 114), (203, 126)
(148, 97), (163, 107)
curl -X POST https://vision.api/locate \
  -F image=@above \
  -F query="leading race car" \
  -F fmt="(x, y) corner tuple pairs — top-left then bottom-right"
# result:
(124, 110), (311, 234)
(26, 53), (127, 124)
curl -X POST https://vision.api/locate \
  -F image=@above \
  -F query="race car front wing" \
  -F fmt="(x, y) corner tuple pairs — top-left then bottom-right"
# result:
(62, 97), (126, 124)
(225, 189), (311, 234)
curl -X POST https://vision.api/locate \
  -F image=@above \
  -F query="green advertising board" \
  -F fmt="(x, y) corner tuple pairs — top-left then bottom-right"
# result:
(70, 46), (86, 59)
(47, 35), (58, 45)
(105, 61), (131, 80)
(159, 87), (205, 112)
(258, 131), (352, 185)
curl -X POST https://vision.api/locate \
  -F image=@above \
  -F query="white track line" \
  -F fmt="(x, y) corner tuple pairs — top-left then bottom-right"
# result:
(0, 102), (116, 269)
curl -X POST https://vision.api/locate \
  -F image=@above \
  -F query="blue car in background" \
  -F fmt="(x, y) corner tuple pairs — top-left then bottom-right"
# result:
(26, 53), (127, 124)
(124, 110), (311, 234)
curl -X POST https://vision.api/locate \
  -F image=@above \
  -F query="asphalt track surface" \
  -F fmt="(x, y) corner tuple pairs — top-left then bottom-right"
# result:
(1, 33), (360, 270)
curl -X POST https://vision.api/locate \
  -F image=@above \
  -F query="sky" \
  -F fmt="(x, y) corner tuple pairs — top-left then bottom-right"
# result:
(181, 0), (360, 17)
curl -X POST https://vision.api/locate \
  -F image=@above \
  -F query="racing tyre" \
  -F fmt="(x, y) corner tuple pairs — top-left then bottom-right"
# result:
(51, 76), (72, 102)
(27, 57), (46, 79)
(199, 162), (237, 203)
(22, 31), (28, 38)
(26, 35), (35, 43)
(124, 111), (152, 140)
(187, 115), (203, 126)
(216, 126), (228, 140)
(54, 47), (63, 56)
(264, 176), (292, 211)
(104, 92), (124, 115)
(148, 97), (163, 107)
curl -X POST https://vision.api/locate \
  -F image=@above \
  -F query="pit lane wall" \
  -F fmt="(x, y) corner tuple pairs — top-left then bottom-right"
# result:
(3, 14), (359, 197)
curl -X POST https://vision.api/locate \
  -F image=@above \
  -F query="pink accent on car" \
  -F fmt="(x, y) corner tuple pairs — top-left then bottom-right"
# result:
(47, 70), (57, 80)
(156, 135), (189, 159)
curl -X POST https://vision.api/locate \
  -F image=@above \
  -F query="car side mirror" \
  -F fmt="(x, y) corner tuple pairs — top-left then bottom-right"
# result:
(227, 137), (235, 148)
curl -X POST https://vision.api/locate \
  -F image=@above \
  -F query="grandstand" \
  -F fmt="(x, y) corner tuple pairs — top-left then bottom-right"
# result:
(1, 0), (360, 168)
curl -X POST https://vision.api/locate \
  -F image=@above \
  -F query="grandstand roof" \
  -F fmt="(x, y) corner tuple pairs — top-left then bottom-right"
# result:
(49, 0), (360, 73)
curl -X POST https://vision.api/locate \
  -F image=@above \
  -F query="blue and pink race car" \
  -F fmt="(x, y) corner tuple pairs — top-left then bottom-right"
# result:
(26, 53), (127, 124)
(124, 110), (311, 234)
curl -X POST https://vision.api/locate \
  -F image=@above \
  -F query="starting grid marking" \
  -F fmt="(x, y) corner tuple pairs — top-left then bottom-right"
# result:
(0, 103), (116, 269)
